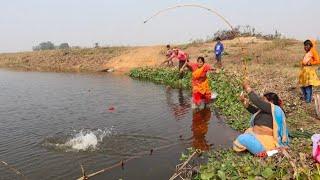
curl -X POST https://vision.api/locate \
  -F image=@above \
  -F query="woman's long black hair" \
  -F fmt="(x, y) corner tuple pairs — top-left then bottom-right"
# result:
(263, 92), (285, 113)
(263, 92), (282, 107)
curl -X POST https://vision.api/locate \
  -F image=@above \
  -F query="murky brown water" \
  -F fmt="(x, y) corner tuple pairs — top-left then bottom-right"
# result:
(0, 69), (238, 179)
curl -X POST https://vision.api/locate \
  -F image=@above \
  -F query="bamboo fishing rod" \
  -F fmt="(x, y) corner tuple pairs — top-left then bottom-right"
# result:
(143, 3), (249, 80)
(143, 4), (234, 30)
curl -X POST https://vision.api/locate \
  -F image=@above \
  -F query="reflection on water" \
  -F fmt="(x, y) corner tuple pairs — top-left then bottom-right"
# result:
(165, 88), (212, 151)
(165, 88), (228, 151)
(166, 88), (190, 121)
(191, 108), (211, 151)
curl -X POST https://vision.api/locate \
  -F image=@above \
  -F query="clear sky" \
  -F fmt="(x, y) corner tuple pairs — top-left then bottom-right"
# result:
(0, 0), (319, 52)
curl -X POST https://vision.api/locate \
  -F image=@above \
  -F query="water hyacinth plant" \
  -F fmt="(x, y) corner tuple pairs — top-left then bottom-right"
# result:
(130, 67), (249, 130)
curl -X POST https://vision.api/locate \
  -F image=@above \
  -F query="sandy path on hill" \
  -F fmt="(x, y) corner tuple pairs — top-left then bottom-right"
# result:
(104, 46), (165, 73)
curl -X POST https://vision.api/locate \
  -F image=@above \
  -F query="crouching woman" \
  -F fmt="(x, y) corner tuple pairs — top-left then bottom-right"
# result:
(233, 80), (290, 155)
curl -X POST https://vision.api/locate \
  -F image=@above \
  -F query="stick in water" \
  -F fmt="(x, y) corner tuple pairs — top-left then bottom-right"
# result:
(0, 160), (27, 180)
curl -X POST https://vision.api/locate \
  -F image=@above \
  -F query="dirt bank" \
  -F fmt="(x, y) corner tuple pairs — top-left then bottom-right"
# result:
(0, 37), (272, 73)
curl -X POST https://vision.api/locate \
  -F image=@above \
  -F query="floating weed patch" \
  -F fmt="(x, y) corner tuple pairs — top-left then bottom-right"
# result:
(129, 67), (191, 89)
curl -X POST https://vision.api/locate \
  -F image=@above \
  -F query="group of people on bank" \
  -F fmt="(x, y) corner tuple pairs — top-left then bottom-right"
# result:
(162, 38), (320, 156)
(162, 38), (224, 109)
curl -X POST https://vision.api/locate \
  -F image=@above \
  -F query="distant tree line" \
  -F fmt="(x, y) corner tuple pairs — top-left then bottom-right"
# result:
(32, 41), (70, 51)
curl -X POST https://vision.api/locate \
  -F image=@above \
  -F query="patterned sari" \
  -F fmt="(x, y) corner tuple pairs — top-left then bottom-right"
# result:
(189, 63), (212, 106)
(233, 104), (289, 155)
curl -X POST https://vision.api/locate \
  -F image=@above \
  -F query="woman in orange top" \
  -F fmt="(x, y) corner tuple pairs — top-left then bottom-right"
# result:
(180, 56), (215, 109)
(298, 40), (320, 103)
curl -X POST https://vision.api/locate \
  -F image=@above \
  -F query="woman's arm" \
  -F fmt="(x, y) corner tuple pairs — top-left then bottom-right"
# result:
(179, 62), (190, 73)
(247, 104), (259, 114)
(161, 54), (175, 65)
(243, 80), (271, 113)
(240, 94), (258, 114)
(248, 91), (272, 113)
(302, 52), (312, 65)
(203, 64), (217, 75)
(239, 92), (256, 113)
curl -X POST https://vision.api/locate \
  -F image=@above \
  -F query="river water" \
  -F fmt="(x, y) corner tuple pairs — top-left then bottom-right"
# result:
(0, 69), (238, 179)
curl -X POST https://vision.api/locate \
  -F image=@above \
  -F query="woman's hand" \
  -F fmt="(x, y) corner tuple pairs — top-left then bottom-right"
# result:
(179, 68), (184, 74)
(207, 68), (217, 75)
(211, 68), (219, 74)
(239, 91), (249, 107)
(180, 62), (188, 73)
(239, 91), (245, 102)
(242, 80), (252, 93)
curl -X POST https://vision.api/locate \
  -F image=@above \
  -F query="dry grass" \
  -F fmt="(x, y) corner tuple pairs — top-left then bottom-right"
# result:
(0, 47), (129, 72)
(174, 37), (320, 131)
(223, 39), (320, 131)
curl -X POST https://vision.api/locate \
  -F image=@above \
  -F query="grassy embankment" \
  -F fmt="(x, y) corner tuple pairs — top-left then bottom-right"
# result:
(129, 38), (320, 179)
(0, 47), (128, 72)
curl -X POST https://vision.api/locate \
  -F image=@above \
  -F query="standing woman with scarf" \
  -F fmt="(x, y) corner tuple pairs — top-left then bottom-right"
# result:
(299, 40), (320, 103)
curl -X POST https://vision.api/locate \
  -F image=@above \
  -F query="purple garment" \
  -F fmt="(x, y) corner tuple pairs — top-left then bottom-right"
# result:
(311, 134), (320, 158)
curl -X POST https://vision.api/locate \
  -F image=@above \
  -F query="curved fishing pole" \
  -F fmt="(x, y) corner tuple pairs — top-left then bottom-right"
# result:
(143, 4), (234, 31)
(143, 4), (249, 80)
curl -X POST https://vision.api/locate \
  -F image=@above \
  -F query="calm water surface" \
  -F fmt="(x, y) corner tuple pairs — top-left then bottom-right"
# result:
(0, 69), (238, 179)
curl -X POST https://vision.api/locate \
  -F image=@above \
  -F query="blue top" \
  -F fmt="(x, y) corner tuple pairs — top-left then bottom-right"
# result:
(214, 42), (224, 56)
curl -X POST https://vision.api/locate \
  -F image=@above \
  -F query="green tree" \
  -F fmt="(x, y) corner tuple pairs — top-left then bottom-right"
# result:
(58, 43), (70, 49)
(33, 41), (55, 51)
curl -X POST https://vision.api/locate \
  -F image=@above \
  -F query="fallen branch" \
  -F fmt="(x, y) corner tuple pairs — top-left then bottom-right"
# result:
(169, 150), (200, 180)
(280, 149), (298, 178)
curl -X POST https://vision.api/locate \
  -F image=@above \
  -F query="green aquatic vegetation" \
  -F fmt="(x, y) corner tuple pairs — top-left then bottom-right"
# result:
(208, 71), (249, 131)
(130, 67), (320, 179)
(183, 138), (320, 180)
(129, 67), (250, 131)
(129, 67), (191, 89)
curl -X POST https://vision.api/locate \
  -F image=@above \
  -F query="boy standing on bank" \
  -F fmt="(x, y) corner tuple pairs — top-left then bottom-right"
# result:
(214, 37), (224, 68)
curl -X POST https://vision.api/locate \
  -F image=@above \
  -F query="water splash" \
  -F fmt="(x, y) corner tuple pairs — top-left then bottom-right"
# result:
(65, 129), (107, 150)
(43, 128), (115, 152)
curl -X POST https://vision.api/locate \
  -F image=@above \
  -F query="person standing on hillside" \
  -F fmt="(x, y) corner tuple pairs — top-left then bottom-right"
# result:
(214, 37), (224, 68)
(298, 39), (320, 104)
